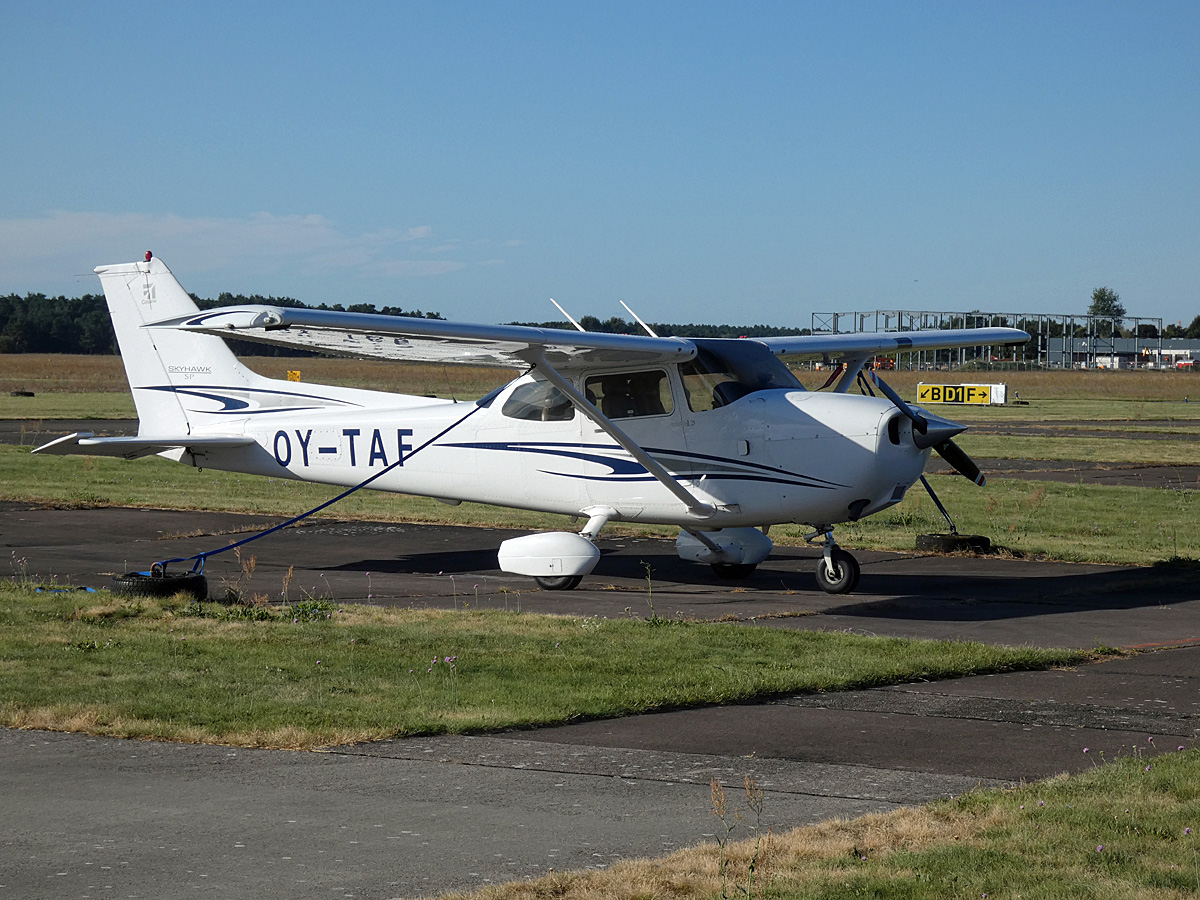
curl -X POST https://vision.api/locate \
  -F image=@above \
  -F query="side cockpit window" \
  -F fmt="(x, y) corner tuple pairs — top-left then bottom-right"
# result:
(682, 339), (804, 412)
(585, 370), (673, 419)
(680, 358), (741, 412)
(502, 380), (574, 421)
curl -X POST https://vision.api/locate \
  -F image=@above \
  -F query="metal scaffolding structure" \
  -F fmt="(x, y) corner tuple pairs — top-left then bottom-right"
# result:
(810, 309), (1165, 369)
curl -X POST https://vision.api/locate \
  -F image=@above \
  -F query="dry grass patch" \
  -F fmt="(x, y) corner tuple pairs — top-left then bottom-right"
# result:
(3, 703), (108, 733)
(241, 357), (515, 397)
(4, 354), (1196, 403)
(0, 354), (131, 393)
(0, 352), (512, 398)
(438, 751), (1200, 900)
(439, 802), (997, 900)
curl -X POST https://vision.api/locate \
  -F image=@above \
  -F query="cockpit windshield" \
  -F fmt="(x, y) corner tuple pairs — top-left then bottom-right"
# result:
(680, 338), (804, 411)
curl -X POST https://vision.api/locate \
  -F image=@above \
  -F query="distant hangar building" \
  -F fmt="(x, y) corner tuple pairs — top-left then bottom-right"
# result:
(810, 309), (1198, 370)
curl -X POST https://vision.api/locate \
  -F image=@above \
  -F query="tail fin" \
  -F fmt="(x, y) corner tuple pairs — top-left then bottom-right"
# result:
(95, 257), (267, 435)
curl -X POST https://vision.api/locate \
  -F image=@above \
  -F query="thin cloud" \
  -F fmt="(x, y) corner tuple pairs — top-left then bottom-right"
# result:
(0, 211), (493, 291)
(370, 260), (469, 277)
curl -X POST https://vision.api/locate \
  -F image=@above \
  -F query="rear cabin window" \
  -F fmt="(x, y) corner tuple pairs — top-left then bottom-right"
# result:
(585, 370), (673, 419)
(502, 380), (574, 421)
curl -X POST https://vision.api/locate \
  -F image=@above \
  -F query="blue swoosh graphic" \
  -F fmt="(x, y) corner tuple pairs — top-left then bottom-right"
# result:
(142, 384), (361, 415)
(442, 440), (847, 489)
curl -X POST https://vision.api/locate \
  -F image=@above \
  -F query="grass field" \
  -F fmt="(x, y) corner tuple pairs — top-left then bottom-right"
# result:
(3, 353), (1198, 400)
(874, 367), (1200, 404)
(0, 582), (1084, 748)
(0, 353), (515, 400)
(956, 432), (1200, 465)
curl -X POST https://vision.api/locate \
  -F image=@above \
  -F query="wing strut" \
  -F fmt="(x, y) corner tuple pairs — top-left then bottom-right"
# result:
(530, 352), (715, 519)
(833, 355), (870, 393)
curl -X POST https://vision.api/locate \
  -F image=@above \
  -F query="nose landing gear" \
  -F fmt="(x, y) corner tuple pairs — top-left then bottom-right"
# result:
(805, 526), (861, 594)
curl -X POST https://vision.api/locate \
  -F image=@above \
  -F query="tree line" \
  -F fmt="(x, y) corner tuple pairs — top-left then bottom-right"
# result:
(0, 292), (443, 356)
(0, 293), (814, 356)
(510, 315), (812, 338)
(3, 288), (1198, 357)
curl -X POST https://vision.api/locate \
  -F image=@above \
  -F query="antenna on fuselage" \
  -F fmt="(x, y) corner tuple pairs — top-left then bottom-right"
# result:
(550, 298), (586, 332)
(619, 300), (659, 338)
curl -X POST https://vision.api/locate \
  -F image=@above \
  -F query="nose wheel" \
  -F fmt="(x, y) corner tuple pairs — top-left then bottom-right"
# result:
(814, 547), (860, 594)
(806, 528), (861, 594)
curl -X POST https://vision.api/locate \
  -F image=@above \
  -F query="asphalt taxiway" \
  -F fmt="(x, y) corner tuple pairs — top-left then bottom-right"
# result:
(3, 503), (1199, 899)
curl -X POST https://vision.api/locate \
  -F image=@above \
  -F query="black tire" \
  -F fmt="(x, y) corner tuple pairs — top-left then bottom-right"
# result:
(710, 562), (757, 580)
(111, 571), (208, 602)
(814, 548), (860, 594)
(916, 533), (992, 554)
(535, 575), (583, 591)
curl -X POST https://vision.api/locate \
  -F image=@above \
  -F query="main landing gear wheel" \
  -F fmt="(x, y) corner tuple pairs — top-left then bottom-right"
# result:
(814, 548), (860, 594)
(535, 575), (583, 591)
(111, 571), (208, 602)
(710, 562), (757, 580)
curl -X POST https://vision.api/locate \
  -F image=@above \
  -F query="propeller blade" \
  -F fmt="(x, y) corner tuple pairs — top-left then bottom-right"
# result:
(934, 438), (986, 486)
(869, 371), (967, 449)
(868, 371), (926, 435)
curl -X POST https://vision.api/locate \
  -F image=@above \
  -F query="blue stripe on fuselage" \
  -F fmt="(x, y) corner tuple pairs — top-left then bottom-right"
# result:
(441, 440), (847, 489)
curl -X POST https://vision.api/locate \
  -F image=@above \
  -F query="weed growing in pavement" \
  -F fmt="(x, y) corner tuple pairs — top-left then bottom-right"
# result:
(712, 775), (773, 899)
(217, 545), (260, 603)
(638, 561), (685, 626)
(497, 585), (522, 613)
(10, 550), (30, 584)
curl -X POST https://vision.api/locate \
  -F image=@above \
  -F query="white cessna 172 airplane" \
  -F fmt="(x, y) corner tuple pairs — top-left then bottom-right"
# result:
(37, 255), (1028, 593)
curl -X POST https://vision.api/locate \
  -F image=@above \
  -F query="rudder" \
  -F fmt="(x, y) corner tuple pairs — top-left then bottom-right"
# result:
(95, 256), (265, 435)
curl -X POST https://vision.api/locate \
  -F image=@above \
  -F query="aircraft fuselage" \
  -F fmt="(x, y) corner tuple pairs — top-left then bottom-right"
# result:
(180, 370), (927, 530)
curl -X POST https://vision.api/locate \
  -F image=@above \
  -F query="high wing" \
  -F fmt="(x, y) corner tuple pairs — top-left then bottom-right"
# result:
(149, 305), (1028, 368)
(760, 328), (1030, 360)
(146, 306), (695, 369)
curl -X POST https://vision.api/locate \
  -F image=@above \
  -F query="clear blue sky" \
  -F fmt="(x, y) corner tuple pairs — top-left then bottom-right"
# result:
(2, 1), (1197, 327)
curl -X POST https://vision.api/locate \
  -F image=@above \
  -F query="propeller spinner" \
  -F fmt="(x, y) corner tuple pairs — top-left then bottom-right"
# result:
(868, 371), (986, 486)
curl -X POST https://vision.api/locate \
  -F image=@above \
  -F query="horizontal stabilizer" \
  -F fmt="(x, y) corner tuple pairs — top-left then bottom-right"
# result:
(33, 432), (255, 460)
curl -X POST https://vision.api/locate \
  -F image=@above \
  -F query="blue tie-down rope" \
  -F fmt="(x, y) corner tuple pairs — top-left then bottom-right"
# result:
(150, 403), (485, 576)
